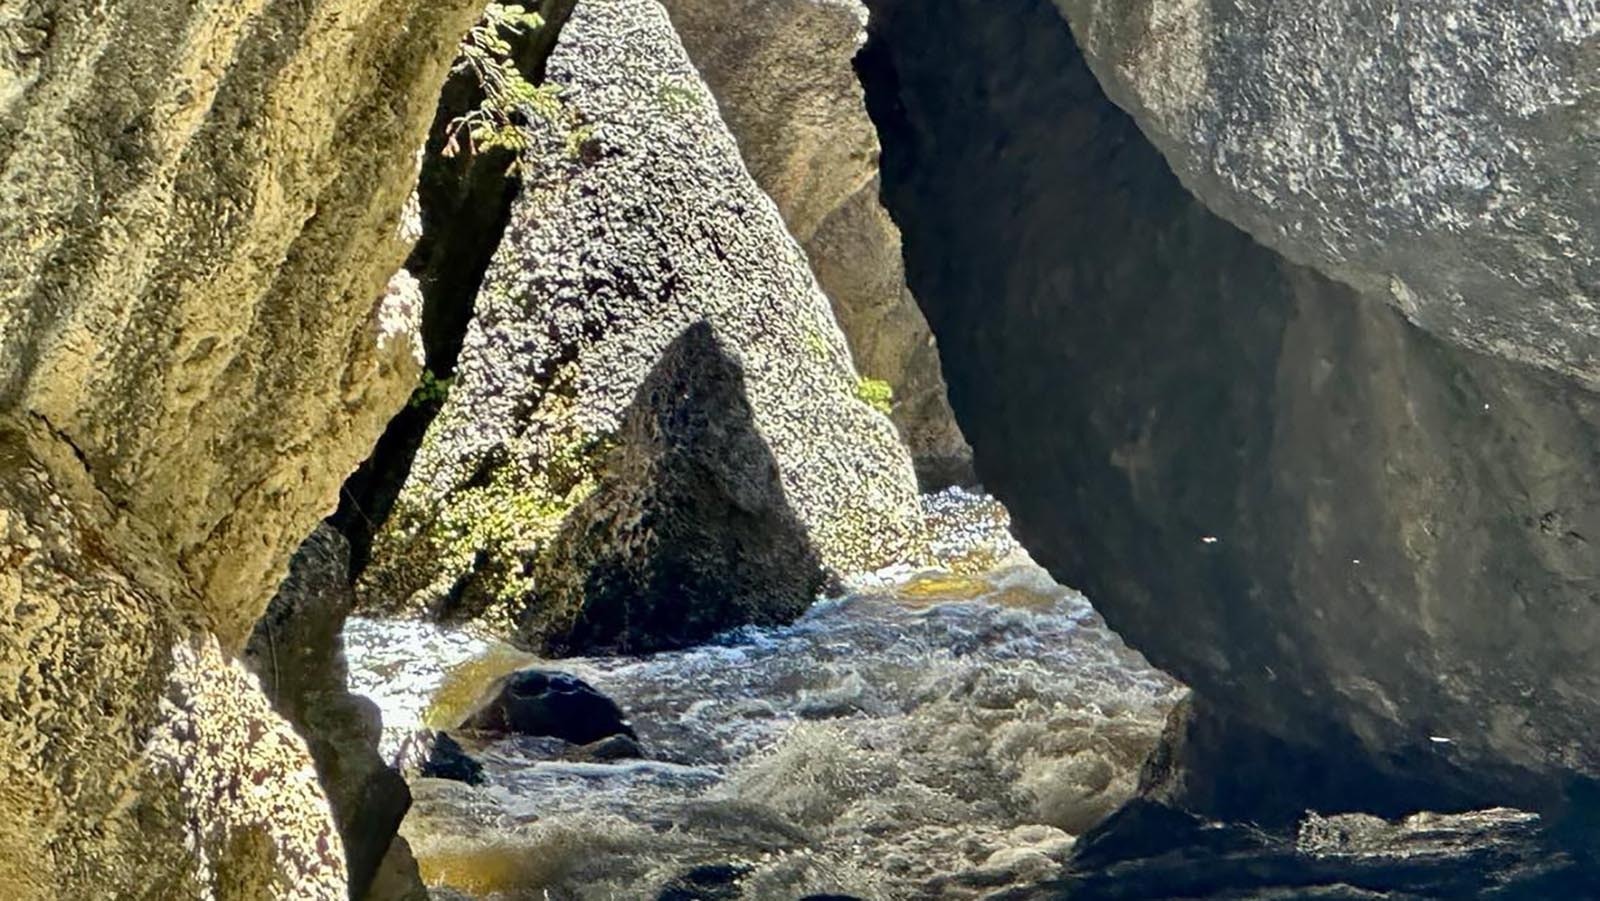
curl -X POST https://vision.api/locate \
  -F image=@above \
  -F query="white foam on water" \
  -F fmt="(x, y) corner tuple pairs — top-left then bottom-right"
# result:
(344, 491), (1184, 899)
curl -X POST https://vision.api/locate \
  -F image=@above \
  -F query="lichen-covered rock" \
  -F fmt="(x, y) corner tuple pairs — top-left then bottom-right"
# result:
(865, 0), (1600, 815)
(359, 0), (925, 652)
(245, 525), (423, 900)
(663, 0), (974, 487)
(147, 635), (349, 900)
(1, 0), (482, 893)
(1053, 0), (1600, 387)
(1, 423), (346, 898)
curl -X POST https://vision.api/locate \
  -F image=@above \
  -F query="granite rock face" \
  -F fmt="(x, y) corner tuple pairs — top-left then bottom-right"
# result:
(662, 0), (975, 487)
(1, 424), (347, 898)
(0, 0), (480, 893)
(359, 0), (924, 653)
(864, 0), (1600, 813)
(1054, 0), (1600, 387)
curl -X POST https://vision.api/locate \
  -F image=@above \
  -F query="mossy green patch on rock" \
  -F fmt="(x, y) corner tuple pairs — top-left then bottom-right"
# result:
(362, 413), (613, 647)
(854, 377), (894, 415)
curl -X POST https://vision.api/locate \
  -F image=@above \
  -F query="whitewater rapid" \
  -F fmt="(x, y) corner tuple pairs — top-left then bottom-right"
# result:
(344, 490), (1183, 899)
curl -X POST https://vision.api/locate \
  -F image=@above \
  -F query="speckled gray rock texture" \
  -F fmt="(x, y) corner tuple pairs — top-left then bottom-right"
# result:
(1053, 0), (1600, 386)
(1, 424), (346, 899)
(866, 0), (1600, 814)
(661, 0), (975, 487)
(0, 0), (480, 894)
(358, 0), (925, 652)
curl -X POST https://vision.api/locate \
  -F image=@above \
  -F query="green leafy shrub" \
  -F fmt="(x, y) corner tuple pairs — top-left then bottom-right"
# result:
(443, 3), (565, 160)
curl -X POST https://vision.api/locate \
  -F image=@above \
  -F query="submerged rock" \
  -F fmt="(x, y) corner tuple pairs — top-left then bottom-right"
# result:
(1010, 799), (1594, 900)
(575, 733), (647, 762)
(657, 863), (753, 901)
(418, 733), (487, 786)
(460, 669), (637, 746)
(865, 0), (1600, 812)
(662, 0), (975, 487)
(360, 0), (925, 652)
(1055, 0), (1600, 389)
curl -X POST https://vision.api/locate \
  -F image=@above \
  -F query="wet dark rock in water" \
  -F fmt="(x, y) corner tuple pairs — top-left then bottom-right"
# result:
(656, 863), (752, 900)
(1138, 695), (1504, 827)
(862, 0), (1600, 814)
(459, 669), (636, 746)
(418, 732), (485, 786)
(999, 799), (1597, 901)
(573, 733), (646, 762)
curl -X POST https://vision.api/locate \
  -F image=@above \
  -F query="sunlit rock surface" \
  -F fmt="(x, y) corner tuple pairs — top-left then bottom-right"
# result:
(1055, 0), (1600, 388)
(0, 1), (479, 892)
(245, 525), (425, 900)
(661, 0), (976, 486)
(2, 425), (352, 897)
(359, 0), (924, 653)
(0, 0), (469, 644)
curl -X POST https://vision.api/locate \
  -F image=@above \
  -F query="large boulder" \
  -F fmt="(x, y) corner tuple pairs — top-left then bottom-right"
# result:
(359, 0), (925, 653)
(0, 0), (474, 646)
(661, 0), (975, 487)
(864, 0), (1600, 812)
(2, 423), (347, 898)
(0, 0), (481, 893)
(1053, 0), (1600, 388)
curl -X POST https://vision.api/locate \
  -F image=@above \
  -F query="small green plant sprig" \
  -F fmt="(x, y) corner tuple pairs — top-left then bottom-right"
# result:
(409, 369), (454, 409)
(854, 377), (894, 415)
(443, 3), (565, 161)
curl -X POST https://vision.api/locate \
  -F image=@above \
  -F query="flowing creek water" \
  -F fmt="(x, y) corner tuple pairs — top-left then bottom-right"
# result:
(345, 490), (1183, 899)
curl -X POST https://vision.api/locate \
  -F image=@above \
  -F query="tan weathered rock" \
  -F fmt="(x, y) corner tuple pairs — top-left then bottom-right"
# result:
(0, 0), (478, 648)
(1, 423), (345, 898)
(246, 525), (422, 900)
(662, 0), (974, 486)
(146, 634), (350, 900)
(359, 0), (926, 653)
(1, 0), (482, 894)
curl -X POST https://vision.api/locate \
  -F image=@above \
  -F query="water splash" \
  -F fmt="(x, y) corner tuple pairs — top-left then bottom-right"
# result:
(345, 490), (1183, 899)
